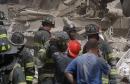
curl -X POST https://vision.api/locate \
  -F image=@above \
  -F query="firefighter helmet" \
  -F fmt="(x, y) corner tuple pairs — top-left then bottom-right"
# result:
(63, 24), (76, 33)
(41, 16), (55, 28)
(85, 24), (99, 35)
(9, 32), (26, 46)
(53, 31), (70, 52)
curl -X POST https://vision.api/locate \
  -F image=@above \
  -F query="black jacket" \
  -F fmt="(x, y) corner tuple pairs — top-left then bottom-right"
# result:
(0, 60), (26, 84)
(52, 52), (72, 84)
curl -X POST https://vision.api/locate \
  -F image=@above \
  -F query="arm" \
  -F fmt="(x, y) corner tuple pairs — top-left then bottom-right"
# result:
(65, 72), (76, 84)
(13, 66), (27, 84)
(98, 57), (110, 75)
(20, 48), (35, 84)
(65, 59), (77, 84)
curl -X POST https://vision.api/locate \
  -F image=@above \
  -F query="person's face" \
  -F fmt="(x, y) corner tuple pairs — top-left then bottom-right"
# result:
(43, 26), (52, 32)
(58, 40), (67, 52)
(69, 31), (77, 39)
(88, 34), (99, 41)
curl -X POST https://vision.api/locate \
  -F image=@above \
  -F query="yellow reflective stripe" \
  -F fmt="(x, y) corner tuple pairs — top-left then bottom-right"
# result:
(110, 69), (117, 75)
(26, 76), (33, 81)
(1, 44), (11, 51)
(26, 62), (34, 68)
(0, 34), (7, 38)
(39, 49), (45, 52)
(18, 82), (27, 84)
(34, 42), (42, 45)
(2, 45), (6, 51)
(8, 44), (11, 49)
(102, 77), (109, 84)
(108, 53), (114, 59)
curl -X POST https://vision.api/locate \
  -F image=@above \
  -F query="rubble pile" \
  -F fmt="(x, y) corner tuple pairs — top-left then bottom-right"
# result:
(116, 49), (130, 79)
(0, 0), (130, 81)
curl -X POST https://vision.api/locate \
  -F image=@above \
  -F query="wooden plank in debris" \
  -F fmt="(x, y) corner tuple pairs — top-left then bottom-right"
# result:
(21, 9), (56, 16)
(14, 15), (43, 22)
(71, 17), (101, 27)
(58, 0), (82, 17)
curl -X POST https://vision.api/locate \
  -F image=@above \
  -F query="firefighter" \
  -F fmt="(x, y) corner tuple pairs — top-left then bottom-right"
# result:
(9, 32), (35, 84)
(83, 24), (118, 84)
(34, 16), (54, 66)
(63, 24), (77, 40)
(0, 26), (26, 84)
(34, 16), (55, 84)
(49, 31), (81, 84)
(63, 24), (81, 54)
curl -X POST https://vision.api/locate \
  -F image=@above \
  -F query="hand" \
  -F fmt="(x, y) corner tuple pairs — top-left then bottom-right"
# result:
(98, 49), (103, 57)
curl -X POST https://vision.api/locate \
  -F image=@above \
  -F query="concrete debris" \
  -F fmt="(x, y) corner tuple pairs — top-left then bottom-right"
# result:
(63, 0), (77, 6)
(20, 9), (58, 17)
(57, 0), (82, 17)
(108, 37), (128, 52)
(19, 0), (60, 10)
(117, 49), (130, 78)
(107, 0), (123, 17)
(63, 17), (74, 26)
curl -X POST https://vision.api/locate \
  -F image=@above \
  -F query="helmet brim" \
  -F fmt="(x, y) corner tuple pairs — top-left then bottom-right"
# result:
(9, 39), (27, 46)
(0, 44), (18, 54)
(87, 32), (99, 35)
(41, 21), (55, 28)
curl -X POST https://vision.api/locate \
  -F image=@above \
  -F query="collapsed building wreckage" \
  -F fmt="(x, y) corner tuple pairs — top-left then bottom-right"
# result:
(6, 0), (117, 33)
(1, 0), (130, 81)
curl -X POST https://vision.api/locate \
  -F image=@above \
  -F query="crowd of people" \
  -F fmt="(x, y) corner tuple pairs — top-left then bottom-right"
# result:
(1, 0), (130, 84)
(0, 15), (120, 84)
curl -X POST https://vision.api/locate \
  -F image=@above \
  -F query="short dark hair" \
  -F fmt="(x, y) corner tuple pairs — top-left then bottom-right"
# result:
(88, 34), (99, 41)
(86, 38), (99, 49)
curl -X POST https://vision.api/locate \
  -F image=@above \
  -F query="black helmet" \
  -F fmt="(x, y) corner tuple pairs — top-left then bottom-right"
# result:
(63, 24), (76, 33)
(53, 31), (70, 52)
(85, 24), (99, 35)
(34, 30), (51, 44)
(10, 32), (26, 46)
(42, 16), (55, 28)
(54, 31), (70, 41)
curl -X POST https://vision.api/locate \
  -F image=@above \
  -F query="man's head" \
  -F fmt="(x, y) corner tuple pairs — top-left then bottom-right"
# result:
(41, 16), (55, 32)
(67, 40), (81, 58)
(85, 24), (100, 41)
(86, 38), (99, 54)
(52, 31), (70, 52)
(63, 24), (77, 40)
